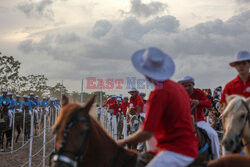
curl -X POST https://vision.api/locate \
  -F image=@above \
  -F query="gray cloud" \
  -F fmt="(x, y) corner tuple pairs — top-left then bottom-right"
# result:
(17, 0), (54, 19)
(18, 10), (250, 89)
(121, 0), (167, 18)
(235, 0), (250, 3)
(91, 20), (112, 38)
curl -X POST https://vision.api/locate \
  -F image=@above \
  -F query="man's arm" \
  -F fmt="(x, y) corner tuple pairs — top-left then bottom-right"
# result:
(117, 129), (153, 147)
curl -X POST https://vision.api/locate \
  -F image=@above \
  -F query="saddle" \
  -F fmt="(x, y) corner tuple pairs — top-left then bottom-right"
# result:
(135, 151), (155, 167)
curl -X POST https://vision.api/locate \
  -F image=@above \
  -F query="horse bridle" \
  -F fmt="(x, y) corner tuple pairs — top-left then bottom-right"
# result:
(236, 100), (250, 150)
(49, 108), (91, 167)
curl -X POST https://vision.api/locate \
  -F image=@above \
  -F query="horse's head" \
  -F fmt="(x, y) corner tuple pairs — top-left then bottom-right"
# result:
(130, 115), (140, 133)
(50, 94), (96, 167)
(222, 95), (250, 152)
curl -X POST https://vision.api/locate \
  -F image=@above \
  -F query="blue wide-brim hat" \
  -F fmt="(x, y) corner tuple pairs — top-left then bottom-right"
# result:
(132, 47), (175, 81)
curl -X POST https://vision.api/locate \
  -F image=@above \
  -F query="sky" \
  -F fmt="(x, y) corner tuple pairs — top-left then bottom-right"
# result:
(1, 0), (250, 97)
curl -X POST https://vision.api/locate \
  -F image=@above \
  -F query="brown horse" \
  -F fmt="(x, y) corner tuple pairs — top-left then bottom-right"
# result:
(191, 106), (212, 162)
(50, 95), (156, 167)
(207, 154), (250, 167)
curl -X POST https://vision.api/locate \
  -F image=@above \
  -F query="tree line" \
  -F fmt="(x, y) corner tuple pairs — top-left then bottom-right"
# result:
(0, 52), (110, 103)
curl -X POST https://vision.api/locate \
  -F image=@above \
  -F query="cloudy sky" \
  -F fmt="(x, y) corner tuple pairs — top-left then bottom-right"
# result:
(1, 0), (250, 97)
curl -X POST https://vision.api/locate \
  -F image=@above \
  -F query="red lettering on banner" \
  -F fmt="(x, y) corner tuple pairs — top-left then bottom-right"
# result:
(106, 78), (114, 89)
(86, 77), (97, 89)
(115, 79), (124, 89)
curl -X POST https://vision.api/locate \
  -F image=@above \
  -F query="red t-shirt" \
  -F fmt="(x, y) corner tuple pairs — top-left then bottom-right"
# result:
(102, 98), (117, 108)
(112, 103), (122, 115)
(142, 80), (198, 158)
(190, 88), (212, 122)
(121, 102), (129, 115)
(221, 75), (250, 103)
(129, 94), (144, 113)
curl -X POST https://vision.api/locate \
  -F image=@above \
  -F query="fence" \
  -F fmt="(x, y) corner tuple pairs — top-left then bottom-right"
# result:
(99, 108), (224, 141)
(0, 107), (59, 167)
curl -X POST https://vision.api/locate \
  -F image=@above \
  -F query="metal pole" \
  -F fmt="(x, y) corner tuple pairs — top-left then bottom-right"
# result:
(28, 112), (34, 167)
(11, 111), (15, 153)
(48, 107), (51, 131)
(22, 110), (26, 145)
(42, 114), (47, 167)
(81, 79), (84, 104)
(100, 82), (102, 106)
(113, 115), (117, 140)
(123, 117), (127, 138)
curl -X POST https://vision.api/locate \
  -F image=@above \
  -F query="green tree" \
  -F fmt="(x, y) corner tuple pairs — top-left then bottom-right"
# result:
(26, 74), (49, 96)
(0, 53), (21, 91)
(49, 83), (68, 99)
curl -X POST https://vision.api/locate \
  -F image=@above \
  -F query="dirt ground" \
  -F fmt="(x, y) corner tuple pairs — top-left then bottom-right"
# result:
(0, 106), (98, 167)
(0, 131), (55, 167)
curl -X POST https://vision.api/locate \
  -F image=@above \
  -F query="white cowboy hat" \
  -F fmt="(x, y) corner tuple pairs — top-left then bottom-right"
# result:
(7, 92), (13, 96)
(128, 87), (139, 93)
(29, 92), (35, 96)
(117, 98), (122, 101)
(132, 47), (175, 81)
(230, 50), (250, 67)
(178, 76), (195, 84)
(2, 89), (8, 93)
(16, 94), (20, 98)
(112, 95), (116, 98)
(23, 95), (29, 98)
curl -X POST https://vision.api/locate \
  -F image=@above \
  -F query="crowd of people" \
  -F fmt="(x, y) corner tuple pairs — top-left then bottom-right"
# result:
(0, 90), (60, 128)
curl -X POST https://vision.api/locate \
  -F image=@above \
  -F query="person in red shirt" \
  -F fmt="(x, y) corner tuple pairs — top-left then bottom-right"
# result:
(220, 50), (250, 156)
(128, 88), (144, 114)
(178, 76), (220, 159)
(117, 47), (198, 167)
(221, 50), (250, 108)
(102, 95), (117, 114)
(121, 97), (129, 115)
(112, 98), (123, 116)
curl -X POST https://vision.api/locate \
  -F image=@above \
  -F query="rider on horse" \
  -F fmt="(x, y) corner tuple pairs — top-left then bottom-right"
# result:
(8, 92), (17, 128)
(121, 96), (129, 115)
(220, 51), (250, 156)
(22, 95), (35, 115)
(128, 87), (144, 115)
(102, 95), (117, 114)
(29, 93), (40, 124)
(15, 95), (22, 113)
(178, 76), (220, 159)
(117, 47), (198, 167)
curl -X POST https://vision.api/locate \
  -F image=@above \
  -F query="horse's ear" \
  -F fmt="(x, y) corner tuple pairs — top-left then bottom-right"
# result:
(62, 94), (69, 107)
(83, 94), (96, 113)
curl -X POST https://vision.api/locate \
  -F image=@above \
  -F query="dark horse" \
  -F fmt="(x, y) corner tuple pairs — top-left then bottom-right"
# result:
(50, 95), (157, 167)
(0, 103), (12, 151)
(22, 106), (31, 142)
(190, 106), (212, 164)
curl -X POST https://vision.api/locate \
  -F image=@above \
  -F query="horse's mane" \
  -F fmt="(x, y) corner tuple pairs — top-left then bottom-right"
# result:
(54, 103), (116, 145)
(222, 95), (246, 117)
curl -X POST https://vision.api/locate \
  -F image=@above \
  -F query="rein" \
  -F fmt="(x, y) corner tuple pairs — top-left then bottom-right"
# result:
(111, 147), (137, 167)
(50, 107), (91, 167)
(237, 100), (250, 149)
